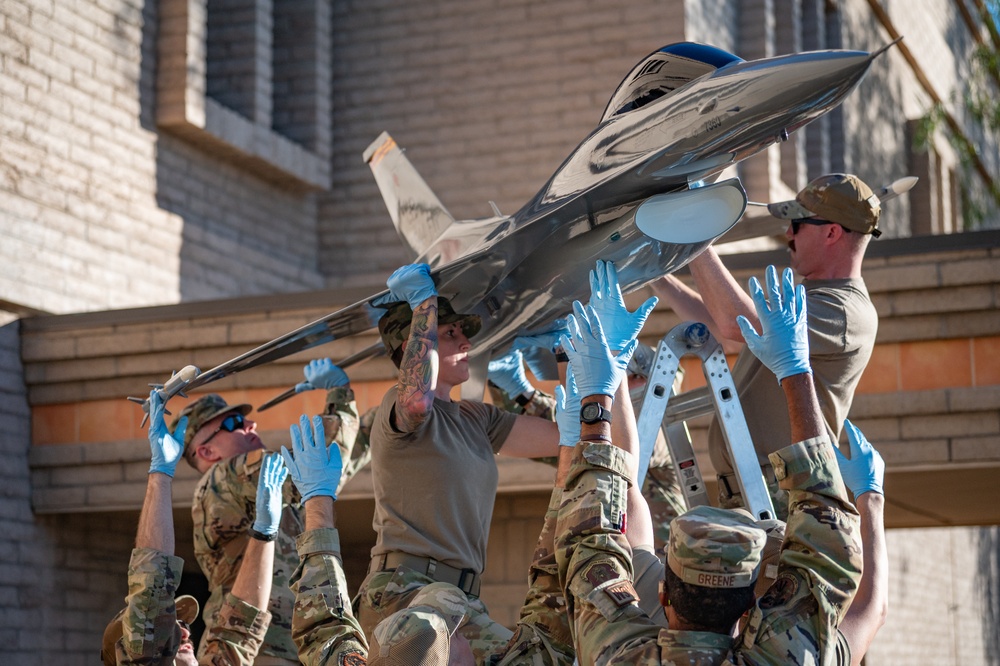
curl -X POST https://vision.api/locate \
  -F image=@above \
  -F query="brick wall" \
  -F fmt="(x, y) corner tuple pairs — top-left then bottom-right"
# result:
(319, 0), (690, 289)
(0, 0), (326, 315)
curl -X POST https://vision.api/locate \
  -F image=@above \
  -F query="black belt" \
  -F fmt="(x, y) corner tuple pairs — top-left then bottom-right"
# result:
(370, 552), (481, 597)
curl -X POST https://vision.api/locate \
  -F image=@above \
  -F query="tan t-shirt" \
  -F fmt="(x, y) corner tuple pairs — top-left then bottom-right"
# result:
(370, 386), (517, 572)
(709, 277), (878, 475)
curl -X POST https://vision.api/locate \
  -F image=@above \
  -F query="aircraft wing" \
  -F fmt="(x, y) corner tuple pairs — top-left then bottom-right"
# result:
(181, 246), (504, 394)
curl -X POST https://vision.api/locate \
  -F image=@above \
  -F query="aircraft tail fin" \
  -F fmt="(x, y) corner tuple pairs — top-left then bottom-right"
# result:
(364, 132), (454, 260)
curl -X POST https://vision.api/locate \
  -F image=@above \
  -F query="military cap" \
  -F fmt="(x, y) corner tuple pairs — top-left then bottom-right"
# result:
(369, 582), (469, 666)
(378, 297), (482, 367)
(667, 505), (767, 589)
(169, 393), (252, 464)
(101, 594), (199, 666)
(768, 173), (882, 237)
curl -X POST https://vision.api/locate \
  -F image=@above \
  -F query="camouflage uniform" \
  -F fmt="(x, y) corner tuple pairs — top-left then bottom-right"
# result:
(114, 547), (269, 665)
(193, 394), (373, 663)
(554, 436), (863, 666)
(493, 380), (685, 553)
(491, 486), (575, 665)
(357, 568), (511, 662)
(289, 528), (368, 665)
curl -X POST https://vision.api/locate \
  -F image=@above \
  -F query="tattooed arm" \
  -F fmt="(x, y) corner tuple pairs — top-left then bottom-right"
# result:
(394, 297), (439, 432)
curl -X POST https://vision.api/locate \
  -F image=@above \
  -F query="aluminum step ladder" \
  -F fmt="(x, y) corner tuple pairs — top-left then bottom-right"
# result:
(635, 321), (776, 521)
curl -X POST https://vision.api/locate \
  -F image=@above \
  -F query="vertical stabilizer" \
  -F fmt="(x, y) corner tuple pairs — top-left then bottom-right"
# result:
(363, 132), (454, 259)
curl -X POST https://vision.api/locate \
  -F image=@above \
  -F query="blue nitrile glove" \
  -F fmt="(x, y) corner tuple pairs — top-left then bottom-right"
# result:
(252, 453), (289, 536)
(281, 414), (343, 501)
(834, 419), (885, 497)
(295, 358), (350, 393)
(147, 389), (186, 477)
(559, 301), (636, 398)
(554, 368), (581, 447)
(588, 260), (658, 351)
(488, 350), (534, 398)
(735, 265), (811, 382)
(373, 263), (438, 310)
(511, 319), (570, 353)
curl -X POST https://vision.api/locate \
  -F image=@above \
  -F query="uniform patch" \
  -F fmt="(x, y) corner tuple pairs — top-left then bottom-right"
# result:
(340, 652), (367, 665)
(584, 562), (621, 588)
(758, 572), (798, 609)
(603, 580), (639, 607)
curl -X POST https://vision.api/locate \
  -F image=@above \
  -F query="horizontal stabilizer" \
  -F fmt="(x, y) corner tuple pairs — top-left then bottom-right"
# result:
(364, 132), (455, 261)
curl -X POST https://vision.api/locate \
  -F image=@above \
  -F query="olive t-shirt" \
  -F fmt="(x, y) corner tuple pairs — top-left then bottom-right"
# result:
(709, 278), (878, 475)
(370, 386), (517, 573)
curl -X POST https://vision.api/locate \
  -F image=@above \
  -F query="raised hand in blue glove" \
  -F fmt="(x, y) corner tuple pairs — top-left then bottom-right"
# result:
(560, 301), (636, 398)
(295, 358), (350, 393)
(554, 368), (581, 447)
(281, 414), (343, 501)
(834, 419), (885, 497)
(488, 350), (534, 398)
(511, 319), (570, 353)
(251, 452), (289, 537)
(735, 265), (811, 383)
(147, 389), (187, 477)
(373, 263), (438, 310)
(588, 260), (658, 351)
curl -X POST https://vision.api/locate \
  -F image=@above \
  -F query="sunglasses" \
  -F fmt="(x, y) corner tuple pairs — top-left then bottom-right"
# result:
(200, 413), (247, 445)
(791, 218), (855, 235)
(790, 217), (832, 234)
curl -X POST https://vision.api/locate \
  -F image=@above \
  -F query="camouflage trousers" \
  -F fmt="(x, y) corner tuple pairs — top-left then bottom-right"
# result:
(356, 567), (513, 664)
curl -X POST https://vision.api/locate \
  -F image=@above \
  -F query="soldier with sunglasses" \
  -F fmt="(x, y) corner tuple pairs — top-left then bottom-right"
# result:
(650, 174), (883, 519)
(175, 359), (369, 665)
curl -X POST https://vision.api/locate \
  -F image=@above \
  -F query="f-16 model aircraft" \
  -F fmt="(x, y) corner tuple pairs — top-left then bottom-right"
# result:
(134, 40), (898, 410)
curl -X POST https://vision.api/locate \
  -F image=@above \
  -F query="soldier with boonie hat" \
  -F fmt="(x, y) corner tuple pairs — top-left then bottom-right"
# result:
(172, 393), (253, 468)
(378, 297), (482, 368)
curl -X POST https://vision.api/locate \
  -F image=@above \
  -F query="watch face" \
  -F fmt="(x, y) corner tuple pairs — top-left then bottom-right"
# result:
(581, 403), (601, 421)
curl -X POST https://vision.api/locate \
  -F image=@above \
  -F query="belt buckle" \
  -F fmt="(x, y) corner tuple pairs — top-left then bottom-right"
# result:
(457, 568), (477, 595)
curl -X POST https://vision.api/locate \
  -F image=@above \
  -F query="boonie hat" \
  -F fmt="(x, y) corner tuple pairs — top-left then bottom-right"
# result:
(170, 394), (252, 462)
(667, 505), (767, 589)
(101, 594), (199, 666)
(768, 173), (882, 237)
(369, 582), (469, 666)
(378, 297), (482, 367)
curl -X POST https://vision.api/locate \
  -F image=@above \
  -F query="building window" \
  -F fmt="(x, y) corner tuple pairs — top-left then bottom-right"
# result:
(157, 0), (331, 189)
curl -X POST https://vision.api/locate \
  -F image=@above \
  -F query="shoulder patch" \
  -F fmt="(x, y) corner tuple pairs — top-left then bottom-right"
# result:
(340, 652), (367, 665)
(604, 580), (639, 607)
(758, 572), (798, 610)
(584, 562), (623, 588)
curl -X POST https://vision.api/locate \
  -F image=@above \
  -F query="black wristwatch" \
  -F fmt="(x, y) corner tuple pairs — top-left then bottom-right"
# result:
(580, 401), (612, 425)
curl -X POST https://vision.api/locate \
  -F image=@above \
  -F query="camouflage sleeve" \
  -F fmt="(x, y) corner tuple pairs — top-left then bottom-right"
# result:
(323, 389), (374, 492)
(289, 527), (368, 665)
(192, 452), (261, 590)
(496, 487), (575, 665)
(737, 435), (863, 665)
(553, 442), (663, 665)
(116, 547), (185, 665)
(199, 594), (271, 666)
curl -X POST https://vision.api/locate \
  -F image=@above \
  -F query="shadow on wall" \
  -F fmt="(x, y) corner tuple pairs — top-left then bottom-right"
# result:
(136, 1), (324, 305)
(979, 527), (1000, 666)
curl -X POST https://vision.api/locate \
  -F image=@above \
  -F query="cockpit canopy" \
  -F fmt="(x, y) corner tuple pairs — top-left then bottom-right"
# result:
(601, 42), (744, 122)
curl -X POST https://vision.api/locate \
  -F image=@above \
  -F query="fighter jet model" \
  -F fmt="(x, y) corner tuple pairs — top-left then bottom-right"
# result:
(142, 41), (896, 404)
